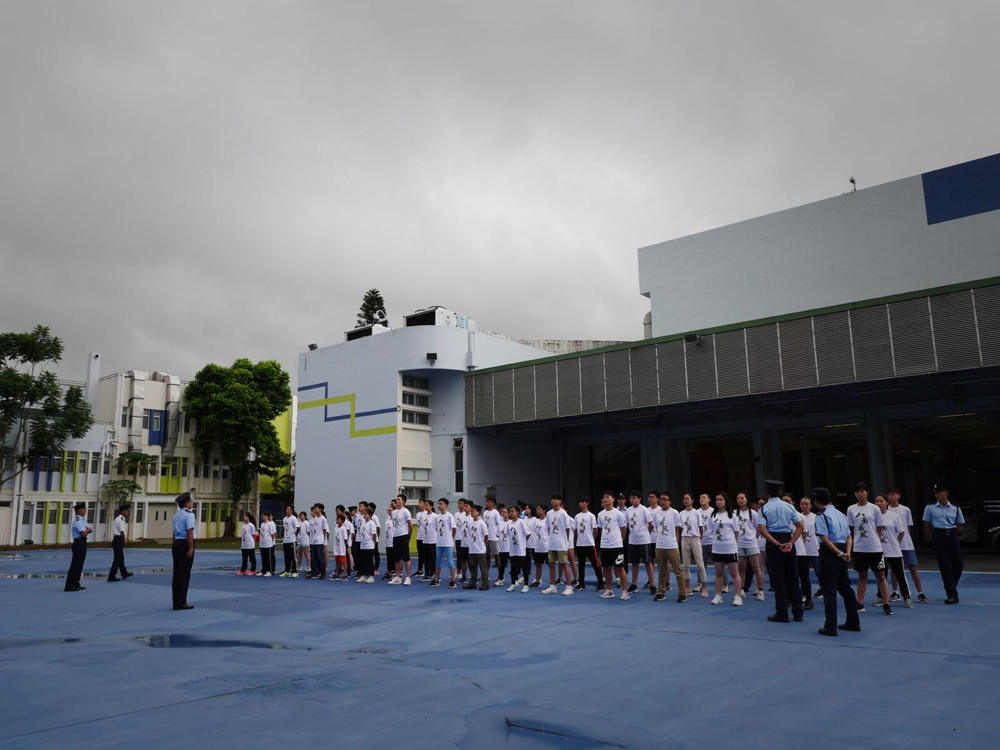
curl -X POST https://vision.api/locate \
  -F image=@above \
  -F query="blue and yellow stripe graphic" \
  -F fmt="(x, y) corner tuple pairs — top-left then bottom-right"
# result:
(297, 383), (397, 438)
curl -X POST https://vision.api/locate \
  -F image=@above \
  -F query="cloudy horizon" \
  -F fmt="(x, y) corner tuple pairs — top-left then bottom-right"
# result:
(2, 1), (998, 385)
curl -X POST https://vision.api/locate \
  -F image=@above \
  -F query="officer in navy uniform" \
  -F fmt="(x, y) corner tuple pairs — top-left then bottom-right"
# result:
(65, 502), (92, 592)
(923, 483), (965, 604)
(812, 487), (860, 636)
(171, 492), (196, 610)
(756, 479), (804, 622)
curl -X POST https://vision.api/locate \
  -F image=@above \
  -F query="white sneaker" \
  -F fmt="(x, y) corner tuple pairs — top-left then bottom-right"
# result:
(733, 595), (743, 606)
(755, 589), (765, 601)
(495, 578), (504, 586)
(600, 590), (615, 599)
(507, 584), (517, 592)
(263, 572), (272, 577)
(403, 577), (411, 586)
(541, 585), (558, 595)
(521, 585), (530, 593)
(561, 586), (574, 596)
(516, 578), (524, 586)
(388, 576), (402, 585)
(711, 594), (723, 605)
(722, 584), (730, 593)
(365, 576), (374, 583)
(620, 591), (631, 601)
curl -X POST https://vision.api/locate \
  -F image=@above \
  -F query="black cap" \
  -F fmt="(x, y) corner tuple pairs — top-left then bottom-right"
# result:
(617, 492), (625, 499)
(933, 483), (948, 493)
(765, 479), (783, 495)
(118, 505), (131, 512)
(810, 487), (830, 503)
(175, 492), (192, 506)
(73, 501), (87, 510)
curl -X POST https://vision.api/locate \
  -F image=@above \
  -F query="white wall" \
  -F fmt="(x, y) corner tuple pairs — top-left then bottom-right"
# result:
(638, 171), (1000, 337)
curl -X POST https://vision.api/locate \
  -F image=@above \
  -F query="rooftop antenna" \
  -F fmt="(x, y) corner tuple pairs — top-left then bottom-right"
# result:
(849, 176), (857, 193)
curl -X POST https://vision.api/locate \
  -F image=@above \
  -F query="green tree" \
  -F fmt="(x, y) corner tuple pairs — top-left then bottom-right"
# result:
(185, 359), (291, 536)
(1, 326), (94, 487)
(357, 288), (387, 328)
(102, 480), (142, 509)
(107, 452), (156, 538)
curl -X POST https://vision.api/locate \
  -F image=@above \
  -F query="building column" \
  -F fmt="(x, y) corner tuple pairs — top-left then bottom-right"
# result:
(753, 428), (782, 497)
(640, 437), (668, 496)
(866, 416), (894, 493)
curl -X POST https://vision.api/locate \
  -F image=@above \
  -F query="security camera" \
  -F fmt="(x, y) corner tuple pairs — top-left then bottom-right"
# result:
(308, 343), (318, 351)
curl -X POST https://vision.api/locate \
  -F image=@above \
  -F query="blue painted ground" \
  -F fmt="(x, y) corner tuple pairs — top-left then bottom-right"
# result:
(0, 548), (996, 749)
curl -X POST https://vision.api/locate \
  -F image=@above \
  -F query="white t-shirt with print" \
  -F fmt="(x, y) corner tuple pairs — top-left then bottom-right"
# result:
(309, 515), (329, 545)
(627, 505), (653, 545)
(454, 511), (466, 540)
(797, 513), (819, 556)
(435, 512), (456, 547)
(468, 519), (487, 554)
(423, 511), (439, 545)
(847, 503), (885, 554)
(654, 507), (682, 549)
(241, 523), (256, 550)
(282, 515), (299, 544)
(575, 511), (597, 546)
(886, 505), (915, 551)
(679, 509), (702, 539)
(260, 520), (276, 548)
(734, 509), (758, 550)
(358, 519), (377, 550)
(879, 511), (904, 558)
(497, 519), (511, 553)
(415, 510), (426, 541)
(297, 519), (310, 545)
(533, 517), (549, 553)
(707, 513), (738, 554)
(546, 509), (571, 551)
(393, 507), (411, 537)
(598, 509), (625, 549)
(697, 508), (714, 544)
(483, 508), (502, 541)
(510, 518), (528, 556)
(333, 525), (349, 556)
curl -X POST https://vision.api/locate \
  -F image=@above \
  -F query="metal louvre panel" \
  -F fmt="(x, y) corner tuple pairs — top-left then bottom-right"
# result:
(604, 349), (632, 412)
(580, 354), (607, 413)
(851, 306), (895, 380)
(534, 362), (558, 420)
(889, 298), (936, 376)
(975, 285), (1000, 365)
(630, 345), (658, 408)
(715, 329), (749, 397)
(931, 290), (981, 372)
(464, 377), (475, 428)
(746, 324), (782, 393)
(513, 367), (536, 422)
(493, 369), (514, 424)
(778, 317), (818, 390)
(813, 311), (855, 385)
(473, 374), (494, 427)
(656, 341), (687, 404)
(557, 359), (582, 416)
(685, 336), (717, 401)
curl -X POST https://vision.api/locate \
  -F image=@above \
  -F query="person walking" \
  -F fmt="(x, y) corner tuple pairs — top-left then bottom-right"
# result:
(757, 479), (804, 623)
(812, 488), (860, 637)
(107, 505), (134, 582)
(65, 502), (91, 592)
(171, 492), (196, 610)
(923, 484), (965, 604)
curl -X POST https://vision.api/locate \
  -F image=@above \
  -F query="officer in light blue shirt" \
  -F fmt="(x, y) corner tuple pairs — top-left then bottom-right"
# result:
(922, 484), (964, 604)
(756, 479), (804, 622)
(812, 488), (860, 636)
(65, 502), (92, 592)
(171, 492), (197, 610)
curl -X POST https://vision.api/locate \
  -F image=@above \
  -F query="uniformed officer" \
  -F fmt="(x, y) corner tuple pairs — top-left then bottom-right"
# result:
(171, 492), (196, 610)
(923, 484), (964, 604)
(65, 502), (92, 592)
(756, 479), (804, 622)
(108, 505), (133, 582)
(812, 488), (860, 636)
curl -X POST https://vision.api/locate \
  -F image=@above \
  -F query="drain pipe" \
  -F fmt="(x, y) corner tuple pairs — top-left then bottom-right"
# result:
(97, 427), (114, 541)
(8, 429), (27, 545)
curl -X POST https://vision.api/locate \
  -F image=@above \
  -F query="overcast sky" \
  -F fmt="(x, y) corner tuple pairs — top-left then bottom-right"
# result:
(2, 1), (998, 385)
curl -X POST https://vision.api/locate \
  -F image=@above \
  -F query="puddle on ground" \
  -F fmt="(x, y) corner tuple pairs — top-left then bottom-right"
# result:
(426, 598), (471, 604)
(0, 569), (168, 580)
(137, 634), (309, 650)
(0, 638), (83, 649)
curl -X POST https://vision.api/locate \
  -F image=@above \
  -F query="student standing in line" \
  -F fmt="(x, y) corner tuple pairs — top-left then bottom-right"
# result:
(654, 494), (686, 602)
(542, 494), (575, 596)
(296, 511), (311, 576)
(847, 482), (892, 615)
(923, 483), (964, 604)
(280, 506), (299, 578)
(259, 512), (276, 577)
(886, 489), (928, 603)
(679, 493), (707, 597)
(626, 490), (655, 593)
(390, 495), (413, 586)
(734, 493), (765, 601)
(698, 493), (728, 592)
(383, 504), (395, 581)
(523, 505), (537, 585)
(794, 497), (819, 610)
(430, 498), (458, 589)
(307, 504), (330, 580)
(239, 512), (257, 576)
(646, 492), (660, 583)
(414, 499), (427, 579)
(615, 492), (631, 580)
(532, 504), (550, 588)
(812, 487), (860, 636)
(351, 504), (364, 576)
(508, 508), (530, 592)
(332, 514), (349, 580)
(708, 493), (743, 606)
(495, 507), (511, 586)
(573, 497), (603, 591)
(356, 507), (376, 583)
(757, 480), (804, 622)
(597, 491), (630, 600)
(65, 502), (92, 592)
(171, 493), (196, 610)
(875, 495), (912, 608)
(483, 497), (502, 576)
(108, 505), (133, 582)
(464, 505), (490, 590)
(453, 499), (467, 582)
(420, 499), (438, 581)
(369, 504), (382, 579)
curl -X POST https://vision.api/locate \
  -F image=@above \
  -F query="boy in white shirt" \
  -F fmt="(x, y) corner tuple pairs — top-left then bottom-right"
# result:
(847, 482), (892, 615)
(626, 491), (655, 593)
(390, 495), (413, 585)
(455, 499), (470, 583)
(383, 505), (395, 581)
(431, 498), (458, 589)
(307, 505), (330, 580)
(332, 514), (350, 580)
(464, 505), (490, 590)
(259, 512), (276, 577)
(876, 494), (913, 608)
(280, 506), (299, 577)
(573, 497), (603, 592)
(483, 497), (502, 576)
(886, 488), (927, 603)
(597, 491), (630, 600)
(357, 507), (377, 583)
(531, 505), (550, 587)
(679, 493), (708, 597)
(414, 499), (427, 578)
(542, 494), (575, 596)
(654, 494), (686, 602)
(420, 499), (439, 581)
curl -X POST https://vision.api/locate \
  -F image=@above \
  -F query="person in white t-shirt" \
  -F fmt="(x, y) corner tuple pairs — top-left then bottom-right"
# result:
(414, 499), (427, 578)
(626, 491), (655, 593)
(596, 491), (629, 600)
(542, 495), (575, 596)
(332, 514), (350, 580)
(307, 505), (330, 580)
(420, 500), (439, 581)
(356, 507), (377, 583)
(279, 506), (299, 577)
(654, 494), (686, 602)
(572, 497), (604, 591)
(886, 488), (927, 603)
(734, 493), (764, 600)
(455, 500), (471, 583)
(679, 493), (708, 597)
(259, 511), (277, 577)
(295, 511), (311, 576)
(847, 482), (892, 615)
(464, 505), (490, 590)
(495, 506), (511, 586)
(389, 495), (413, 585)
(876, 494), (913, 608)
(707, 493), (744, 606)
(351, 504), (364, 577)
(384, 505), (395, 581)
(483, 497), (502, 574)
(531, 505), (550, 587)
(239, 512), (258, 576)
(698, 493), (729, 591)
(523, 506), (537, 584)
(431, 498), (458, 589)
(794, 497), (820, 609)
(108, 505), (133, 582)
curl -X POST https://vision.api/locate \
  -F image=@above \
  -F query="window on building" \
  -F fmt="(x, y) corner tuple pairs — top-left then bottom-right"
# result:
(87, 504), (95, 523)
(149, 458), (158, 476)
(210, 504), (217, 522)
(136, 504), (144, 523)
(38, 456), (49, 473)
(200, 504), (207, 522)
(181, 459), (188, 478)
(52, 456), (63, 473)
(212, 459), (220, 479)
(78, 452), (89, 473)
(184, 414), (193, 433)
(402, 411), (429, 425)
(203, 462), (210, 478)
(35, 506), (44, 524)
(402, 374), (430, 390)
(194, 462), (200, 479)
(65, 454), (76, 474)
(99, 505), (107, 523)
(22, 507), (31, 525)
(151, 411), (161, 431)
(48, 506), (57, 524)
(121, 407), (129, 428)
(104, 459), (111, 475)
(142, 410), (150, 429)
(402, 392), (430, 408)
(61, 505), (70, 524)
(403, 487), (429, 501)
(161, 463), (169, 477)
(221, 466), (229, 479)
(454, 438), (464, 493)
(91, 454), (100, 474)
(401, 468), (431, 482)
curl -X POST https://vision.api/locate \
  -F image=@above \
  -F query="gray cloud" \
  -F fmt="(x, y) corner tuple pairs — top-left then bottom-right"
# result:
(2, 1), (998, 383)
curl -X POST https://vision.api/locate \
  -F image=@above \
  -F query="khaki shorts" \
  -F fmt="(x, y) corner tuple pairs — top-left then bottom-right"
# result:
(547, 550), (568, 564)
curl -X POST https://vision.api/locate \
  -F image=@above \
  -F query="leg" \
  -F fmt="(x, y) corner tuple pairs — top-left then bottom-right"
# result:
(818, 549), (839, 631)
(766, 544), (788, 616)
(645, 561), (656, 589)
(797, 556), (811, 602)
(667, 549), (684, 595)
(727, 562), (742, 595)
(738, 556), (748, 590)
(949, 534), (964, 592)
(656, 549), (669, 596)
(714, 562), (725, 596)
(691, 539), (707, 591)
(785, 551), (802, 616)
(909, 564), (924, 595)
(752, 555), (765, 591)
(875, 568), (891, 604)
(856, 570), (868, 605)
(837, 558), (860, 627)
(890, 558), (909, 599)
(498, 552), (508, 581)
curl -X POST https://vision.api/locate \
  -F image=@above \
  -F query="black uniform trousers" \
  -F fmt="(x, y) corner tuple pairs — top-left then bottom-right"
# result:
(283, 542), (296, 573)
(352, 540), (362, 572)
(575, 545), (603, 588)
(931, 528), (963, 599)
(109, 536), (129, 580)
(818, 544), (859, 630)
(416, 539), (424, 572)
(765, 533), (802, 618)
(171, 539), (194, 609)
(65, 538), (87, 590)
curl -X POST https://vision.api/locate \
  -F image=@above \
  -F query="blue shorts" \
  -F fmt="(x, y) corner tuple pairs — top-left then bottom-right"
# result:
(436, 546), (456, 570)
(901, 549), (918, 567)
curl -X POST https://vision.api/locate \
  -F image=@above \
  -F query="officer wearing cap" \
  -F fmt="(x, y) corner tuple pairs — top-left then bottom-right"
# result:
(64, 502), (92, 592)
(756, 479), (804, 622)
(812, 488), (860, 636)
(171, 492), (196, 610)
(923, 484), (964, 604)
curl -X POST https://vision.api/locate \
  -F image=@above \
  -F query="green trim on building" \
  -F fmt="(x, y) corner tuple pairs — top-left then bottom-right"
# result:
(55, 502), (61, 544)
(466, 275), (1000, 376)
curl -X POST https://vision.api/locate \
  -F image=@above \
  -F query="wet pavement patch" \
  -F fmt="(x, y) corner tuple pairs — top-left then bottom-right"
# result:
(136, 634), (304, 650)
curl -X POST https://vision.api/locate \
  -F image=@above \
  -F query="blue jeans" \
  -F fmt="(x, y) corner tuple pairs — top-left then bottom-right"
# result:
(436, 545), (456, 571)
(310, 544), (327, 577)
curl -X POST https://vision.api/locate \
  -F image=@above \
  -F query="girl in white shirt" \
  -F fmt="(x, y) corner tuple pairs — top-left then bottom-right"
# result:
(531, 506), (549, 588)
(795, 497), (820, 610)
(258, 512), (276, 577)
(357, 508), (377, 583)
(707, 493), (743, 606)
(295, 511), (311, 575)
(495, 507), (511, 586)
(876, 495), (912, 607)
(239, 512), (257, 576)
(734, 493), (764, 600)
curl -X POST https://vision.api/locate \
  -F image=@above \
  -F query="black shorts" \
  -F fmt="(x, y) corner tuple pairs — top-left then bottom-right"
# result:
(392, 535), (410, 561)
(457, 544), (469, 561)
(853, 551), (886, 573)
(601, 547), (626, 568)
(533, 551), (547, 566)
(712, 552), (738, 564)
(629, 543), (651, 564)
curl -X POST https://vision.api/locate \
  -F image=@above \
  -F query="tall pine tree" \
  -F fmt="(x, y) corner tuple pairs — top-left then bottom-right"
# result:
(357, 288), (387, 327)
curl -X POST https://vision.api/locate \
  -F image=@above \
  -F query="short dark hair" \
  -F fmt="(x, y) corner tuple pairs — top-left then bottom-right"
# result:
(579, 496), (590, 505)
(473, 504), (482, 513)
(854, 481), (869, 493)
(438, 498), (449, 506)
(602, 490), (616, 498)
(629, 490), (642, 499)
(550, 493), (564, 502)
(887, 487), (901, 494)
(659, 492), (670, 501)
